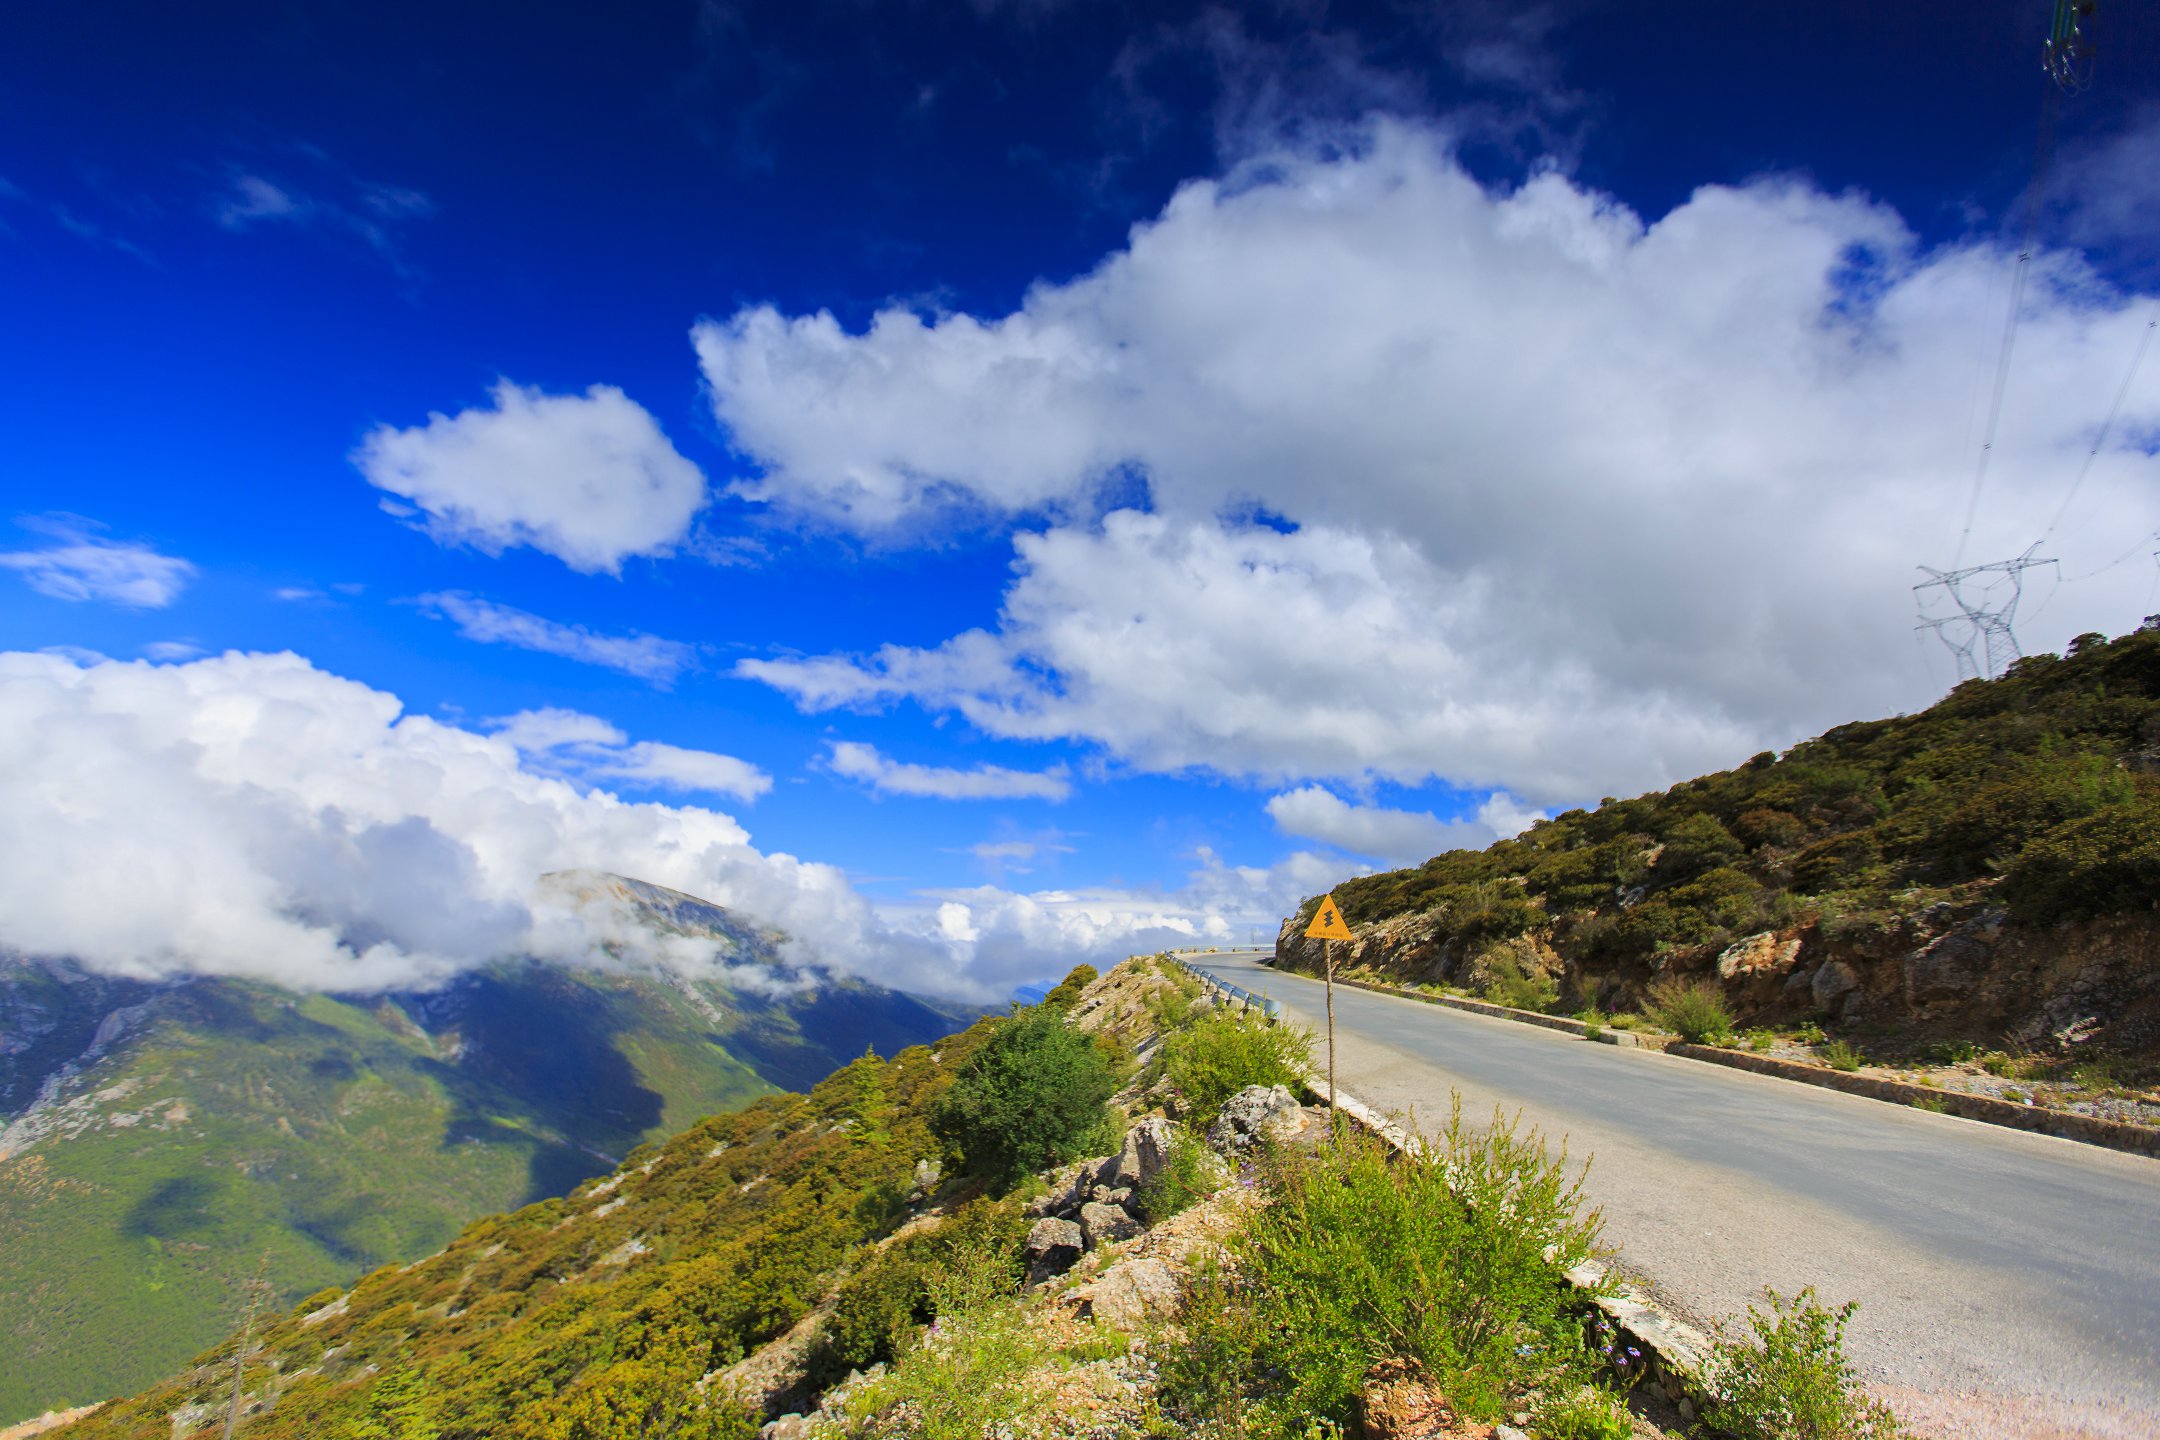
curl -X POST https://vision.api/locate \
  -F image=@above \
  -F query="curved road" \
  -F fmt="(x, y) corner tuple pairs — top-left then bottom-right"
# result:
(1189, 950), (2160, 1440)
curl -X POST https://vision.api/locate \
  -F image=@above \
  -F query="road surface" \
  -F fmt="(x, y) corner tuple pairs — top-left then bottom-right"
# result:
(1188, 950), (2160, 1440)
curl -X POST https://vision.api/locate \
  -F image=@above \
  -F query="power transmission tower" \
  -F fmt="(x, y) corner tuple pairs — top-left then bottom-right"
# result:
(1915, 544), (2056, 682)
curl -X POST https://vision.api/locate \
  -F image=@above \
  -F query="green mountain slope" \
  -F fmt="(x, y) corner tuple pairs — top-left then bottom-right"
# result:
(50, 986), (1030, 1440)
(0, 876), (974, 1424)
(1281, 624), (2160, 1069)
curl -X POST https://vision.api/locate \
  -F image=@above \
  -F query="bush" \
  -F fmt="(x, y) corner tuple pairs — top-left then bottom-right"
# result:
(1700, 1289), (1908, 1439)
(1532, 1384), (1634, 1440)
(1643, 978), (1735, 1044)
(1041, 963), (1098, 1010)
(823, 1199), (1033, 1374)
(2001, 802), (2160, 924)
(1819, 1041), (1863, 1073)
(1135, 1125), (1225, 1223)
(1164, 1102), (1604, 1432)
(1160, 1007), (1313, 1127)
(930, 1008), (1119, 1187)
(1478, 947), (1560, 1013)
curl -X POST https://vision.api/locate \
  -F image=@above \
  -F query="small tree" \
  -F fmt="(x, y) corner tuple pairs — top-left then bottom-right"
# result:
(930, 1007), (1118, 1186)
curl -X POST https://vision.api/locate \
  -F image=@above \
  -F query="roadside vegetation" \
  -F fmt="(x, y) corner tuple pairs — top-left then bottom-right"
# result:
(54, 957), (1909, 1440)
(1290, 624), (2160, 1096)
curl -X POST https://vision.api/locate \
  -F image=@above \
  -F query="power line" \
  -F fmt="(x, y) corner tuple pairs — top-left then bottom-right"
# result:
(2041, 302), (2158, 541)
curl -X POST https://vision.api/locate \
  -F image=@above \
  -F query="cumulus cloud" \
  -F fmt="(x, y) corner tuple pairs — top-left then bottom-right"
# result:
(707, 120), (2160, 804)
(1265, 785), (1539, 866)
(419, 591), (697, 685)
(824, 739), (1072, 800)
(356, 380), (708, 574)
(0, 652), (1321, 1001)
(0, 518), (195, 608)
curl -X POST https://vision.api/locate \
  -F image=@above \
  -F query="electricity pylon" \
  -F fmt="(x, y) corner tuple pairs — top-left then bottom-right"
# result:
(1915, 544), (2056, 682)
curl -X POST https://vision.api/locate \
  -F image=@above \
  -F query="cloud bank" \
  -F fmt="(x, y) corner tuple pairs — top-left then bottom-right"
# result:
(1265, 785), (1540, 867)
(0, 652), (1307, 1001)
(355, 380), (707, 574)
(703, 120), (2160, 805)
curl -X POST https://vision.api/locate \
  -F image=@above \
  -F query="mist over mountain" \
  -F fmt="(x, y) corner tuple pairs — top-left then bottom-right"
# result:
(0, 874), (977, 1425)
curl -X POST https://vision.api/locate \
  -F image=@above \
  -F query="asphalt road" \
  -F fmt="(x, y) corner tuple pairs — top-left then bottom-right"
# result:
(1188, 950), (2160, 1440)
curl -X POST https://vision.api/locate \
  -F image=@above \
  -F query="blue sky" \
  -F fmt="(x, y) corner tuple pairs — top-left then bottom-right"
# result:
(4, 0), (2158, 999)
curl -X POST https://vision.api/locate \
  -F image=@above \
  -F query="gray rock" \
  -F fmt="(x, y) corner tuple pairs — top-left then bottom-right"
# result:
(1904, 931), (1989, 1007)
(1071, 1256), (1181, 1329)
(1112, 1116), (1176, 1190)
(1078, 1200), (1140, 1250)
(1811, 960), (1860, 1014)
(1024, 1215), (1084, 1283)
(1205, 1084), (1305, 1154)
(1027, 1161), (1094, 1218)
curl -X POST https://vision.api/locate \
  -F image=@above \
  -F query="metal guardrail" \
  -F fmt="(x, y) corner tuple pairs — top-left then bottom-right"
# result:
(1162, 954), (1280, 1019)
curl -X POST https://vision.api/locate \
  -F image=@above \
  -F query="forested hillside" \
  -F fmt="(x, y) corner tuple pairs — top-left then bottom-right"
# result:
(1283, 624), (2160, 1078)
(0, 876), (973, 1426)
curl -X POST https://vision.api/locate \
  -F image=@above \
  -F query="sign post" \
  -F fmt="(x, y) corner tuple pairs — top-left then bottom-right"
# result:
(1303, 893), (1354, 1123)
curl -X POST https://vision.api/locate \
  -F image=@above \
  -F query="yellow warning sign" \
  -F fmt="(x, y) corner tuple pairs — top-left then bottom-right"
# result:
(1304, 893), (1353, 941)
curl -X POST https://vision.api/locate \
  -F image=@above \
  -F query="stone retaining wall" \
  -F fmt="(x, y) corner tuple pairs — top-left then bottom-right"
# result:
(1666, 1043), (2160, 1158)
(1167, 955), (1721, 1427)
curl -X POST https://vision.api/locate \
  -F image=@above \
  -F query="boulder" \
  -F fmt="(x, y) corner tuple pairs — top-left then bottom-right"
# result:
(1023, 1216), (1083, 1284)
(1069, 1255), (1181, 1330)
(1111, 1116), (1176, 1191)
(1811, 960), (1860, 1015)
(1716, 931), (1802, 982)
(1078, 1200), (1140, 1250)
(1205, 1084), (1306, 1154)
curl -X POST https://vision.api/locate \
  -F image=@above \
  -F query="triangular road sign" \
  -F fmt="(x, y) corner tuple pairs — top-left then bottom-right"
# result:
(1305, 893), (1353, 941)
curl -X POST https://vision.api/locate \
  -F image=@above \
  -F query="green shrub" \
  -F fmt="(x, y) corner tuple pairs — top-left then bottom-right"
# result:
(1700, 1289), (1908, 1440)
(1910, 1095), (1948, 1114)
(1478, 949), (1560, 1013)
(827, 1298), (1056, 1439)
(930, 1008), (1119, 1187)
(1040, 964), (1098, 1010)
(1160, 1007), (1313, 1128)
(1743, 1028), (1776, 1053)
(1165, 1102), (1604, 1433)
(1532, 1383), (1634, 1440)
(1135, 1126), (1224, 1223)
(1819, 1041), (1863, 1073)
(1792, 1022), (1827, 1046)
(1577, 1009), (1606, 1040)
(1643, 978), (1734, 1044)
(2001, 801), (2160, 924)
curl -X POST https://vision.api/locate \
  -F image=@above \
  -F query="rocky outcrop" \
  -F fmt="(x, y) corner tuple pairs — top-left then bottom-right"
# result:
(1205, 1084), (1311, 1154)
(1065, 1255), (1181, 1330)
(1280, 894), (2160, 1060)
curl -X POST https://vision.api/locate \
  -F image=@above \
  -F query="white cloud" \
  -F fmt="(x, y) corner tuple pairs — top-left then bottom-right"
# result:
(211, 153), (434, 276)
(709, 120), (2160, 804)
(591, 741), (772, 803)
(0, 651), (1328, 1001)
(825, 739), (1072, 801)
(489, 706), (769, 802)
(356, 381), (707, 574)
(1265, 785), (1522, 866)
(142, 641), (206, 662)
(0, 519), (195, 608)
(419, 591), (696, 685)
